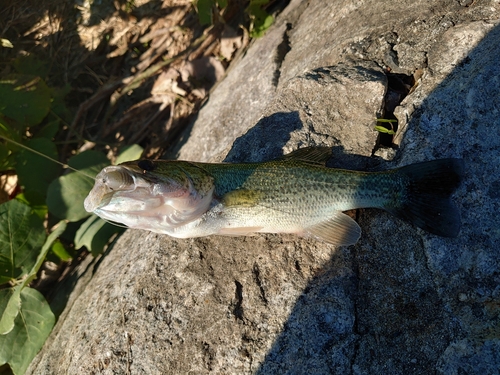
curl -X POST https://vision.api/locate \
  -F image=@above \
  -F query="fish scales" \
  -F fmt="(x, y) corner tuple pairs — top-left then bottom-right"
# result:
(84, 147), (463, 246)
(206, 161), (399, 215)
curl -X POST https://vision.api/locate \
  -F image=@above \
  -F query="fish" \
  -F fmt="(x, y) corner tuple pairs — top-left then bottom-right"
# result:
(84, 147), (464, 246)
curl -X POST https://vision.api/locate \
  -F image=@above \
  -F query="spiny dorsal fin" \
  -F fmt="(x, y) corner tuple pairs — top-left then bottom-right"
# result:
(304, 212), (361, 246)
(281, 147), (333, 166)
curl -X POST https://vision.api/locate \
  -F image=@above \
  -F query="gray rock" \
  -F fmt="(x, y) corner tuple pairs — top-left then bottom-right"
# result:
(224, 61), (387, 165)
(28, 1), (500, 374)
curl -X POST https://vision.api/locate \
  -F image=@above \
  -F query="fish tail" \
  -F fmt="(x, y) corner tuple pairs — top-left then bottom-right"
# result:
(387, 158), (464, 237)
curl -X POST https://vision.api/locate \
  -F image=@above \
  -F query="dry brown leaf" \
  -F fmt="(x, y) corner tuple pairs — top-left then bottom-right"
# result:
(180, 56), (225, 87)
(0, 175), (18, 204)
(220, 25), (243, 61)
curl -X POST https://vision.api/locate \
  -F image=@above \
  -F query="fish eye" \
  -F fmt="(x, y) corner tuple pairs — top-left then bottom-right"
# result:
(138, 159), (156, 172)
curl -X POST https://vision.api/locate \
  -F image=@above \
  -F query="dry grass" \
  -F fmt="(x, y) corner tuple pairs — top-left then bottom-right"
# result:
(0, 0), (251, 160)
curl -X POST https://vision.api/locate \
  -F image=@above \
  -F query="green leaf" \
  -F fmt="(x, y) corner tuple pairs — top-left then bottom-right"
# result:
(34, 120), (60, 139)
(248, 5), (274, 38)
(12, 55), (50, 78)
(75, 214), (124, 256)
(0, 142), (10, 170)
(0, 74), (51, 128)
(15, 138), (61, 205)
(0, 200), (46, 285)
(0, 221), (64, 337)
(15, 194), (48, 220)
(0, 286), (21, 335)
(195, 0), (214, 25)
(216, 0), (227, 8)
(0, 116), (23, 145)
(24, 221), (66, 288)
(48, 84), (72, 124)
(249, 0), (271, 5)
(46, 150), (108, 221)
(50, 239), (72, 262)
(115, 144), (143, 165)
(67, 149), (109, 171)
(0, 287), (55, 375)
(374, 125), (396, 135)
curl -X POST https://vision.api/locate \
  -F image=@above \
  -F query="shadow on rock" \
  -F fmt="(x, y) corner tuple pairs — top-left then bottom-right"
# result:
(224, 111), (303, 163)
(257, 21), (500, 375)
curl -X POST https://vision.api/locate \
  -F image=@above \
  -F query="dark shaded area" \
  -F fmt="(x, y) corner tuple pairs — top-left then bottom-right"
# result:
(224, 111), (303, 162)
(256, 21), (500, 375)
(233, 280), (244, 321)
(378, 73), (414, 145)
(273, 22), (292, 86)
(258, 249), (357, 374)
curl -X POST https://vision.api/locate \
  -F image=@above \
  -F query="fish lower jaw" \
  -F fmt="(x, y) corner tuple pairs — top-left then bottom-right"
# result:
(92, 208), (176, 233)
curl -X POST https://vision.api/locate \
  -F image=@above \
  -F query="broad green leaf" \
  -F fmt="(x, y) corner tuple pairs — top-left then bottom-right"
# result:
(0, 285), (21, 335)
(0, 114), (22, 143)
(115, 144), (143, 165)
(14, 194), (48, 220)
(0, 221), (65, 337)
(67, 149), (109, 171)
(0, 287), (55, 375)
(0, 200), (46, 285)
(46, 150), (108, 221)
(75, 214), (124, 256)
(248, 5), (274, 38)
(12, 55), (50, 78)
(196, 0), (213, 25)
(23, 221), (66, 287)
(15, 138), (61, 205)
(0, 74), (51, 128)
(34, 120), (60, 139)
(249, 0), (271, 5)
(216, 0), (228, 8)
(0, 142), (10, 170)
(48, 84), (72, 124)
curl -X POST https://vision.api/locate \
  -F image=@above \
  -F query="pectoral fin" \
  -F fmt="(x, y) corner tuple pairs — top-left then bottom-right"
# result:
(305, 212), (361, 246)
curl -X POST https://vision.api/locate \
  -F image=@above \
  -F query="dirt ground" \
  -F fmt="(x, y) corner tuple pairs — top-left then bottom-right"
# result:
(0, 0), (258, 160)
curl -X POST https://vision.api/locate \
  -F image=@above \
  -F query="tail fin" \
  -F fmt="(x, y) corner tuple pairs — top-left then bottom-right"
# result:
(388, 158), (464, 237)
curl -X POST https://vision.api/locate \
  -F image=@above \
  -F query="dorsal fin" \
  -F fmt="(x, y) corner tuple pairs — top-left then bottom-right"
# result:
(281, 147), (333, 166)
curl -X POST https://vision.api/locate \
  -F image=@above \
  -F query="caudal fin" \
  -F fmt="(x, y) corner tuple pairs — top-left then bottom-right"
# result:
(389, 158), (464, 237)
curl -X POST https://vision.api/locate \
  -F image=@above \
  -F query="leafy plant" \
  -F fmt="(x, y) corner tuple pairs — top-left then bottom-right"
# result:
(0, 58), (143, 374)
(374, 118), (398, 135)
(0, 204), (65, 375)
(246, 0), (274, 38)
(195, 0), (228, 25)
(193, 0), (274, 38)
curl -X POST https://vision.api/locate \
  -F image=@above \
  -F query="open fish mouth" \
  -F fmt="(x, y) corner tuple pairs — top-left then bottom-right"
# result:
(84, 162), (216, 232)
(84, 166), (148, 213)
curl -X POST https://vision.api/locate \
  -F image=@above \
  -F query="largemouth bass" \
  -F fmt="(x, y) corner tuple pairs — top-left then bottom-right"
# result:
(84, 147), (464, 246)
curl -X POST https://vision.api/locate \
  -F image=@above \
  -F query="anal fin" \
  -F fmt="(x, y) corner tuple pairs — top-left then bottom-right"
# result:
(218, 227), (265, 236)
(305, 212), (361, 246)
